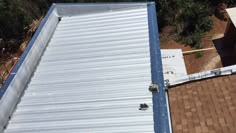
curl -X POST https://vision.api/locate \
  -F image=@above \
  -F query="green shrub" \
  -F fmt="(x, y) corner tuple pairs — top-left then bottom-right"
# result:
(195, 52), (204, 58)
(176, 1), (213, 48)
(210, 0), (236, 6)
(0, 0), (49, 53)
(182, 32), (203, 48)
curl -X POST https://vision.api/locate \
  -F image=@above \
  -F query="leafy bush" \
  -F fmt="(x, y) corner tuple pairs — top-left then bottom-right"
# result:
(156, 0), (170, 30)
(181, 32), (203, 48)
(210, 0), (236, 6)
(176, 1), (213, 48)
(156, 0), (214, 48)
(195, 52), (204, 58)
(0, 0), (49, 53)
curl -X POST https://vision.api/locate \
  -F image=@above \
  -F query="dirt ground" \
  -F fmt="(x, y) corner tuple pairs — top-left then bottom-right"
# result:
(160, 16), (228, 74)
(0, 54), (18, 81)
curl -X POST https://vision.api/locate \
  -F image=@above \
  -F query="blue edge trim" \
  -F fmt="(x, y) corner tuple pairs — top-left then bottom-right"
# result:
(0, 4), (56, 99)
(147, 2), (171, 133)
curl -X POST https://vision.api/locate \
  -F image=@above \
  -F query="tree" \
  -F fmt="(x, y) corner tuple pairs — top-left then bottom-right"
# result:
(176, 1), (213, 48)
(0, 0), (49, 53)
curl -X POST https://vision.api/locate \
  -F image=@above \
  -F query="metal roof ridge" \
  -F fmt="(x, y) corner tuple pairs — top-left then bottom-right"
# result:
(166, 64), (236, 88)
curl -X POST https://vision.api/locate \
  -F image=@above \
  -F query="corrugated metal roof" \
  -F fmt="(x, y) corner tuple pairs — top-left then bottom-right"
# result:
(4, 5), (155, 133)
(227, 7), (236, 27)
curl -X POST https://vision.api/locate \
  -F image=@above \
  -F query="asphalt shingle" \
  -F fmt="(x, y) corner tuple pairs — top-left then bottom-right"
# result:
(169, 74), (236, 133)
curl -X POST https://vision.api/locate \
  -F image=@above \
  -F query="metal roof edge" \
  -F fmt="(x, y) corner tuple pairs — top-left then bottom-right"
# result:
(55, 2), (150, 17)
(0, 4), (57, 99)
(226, 7), (236, 27)
(54, 2), (151, 6)
(0, 4), (59, 132)
(167, 65), (236, 88)
(147, 3), (172, 133)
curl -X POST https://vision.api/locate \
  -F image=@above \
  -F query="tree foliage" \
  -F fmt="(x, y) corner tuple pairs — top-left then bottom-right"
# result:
(0, 0), (48, 40)
(156, 0), (215, 48)
(0, 0), (49, 53)
(177, 1), (213, 48)
(209, 0), (236, 6)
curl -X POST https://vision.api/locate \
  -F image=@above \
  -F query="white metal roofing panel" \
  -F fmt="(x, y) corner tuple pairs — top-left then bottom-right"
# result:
(4, 6), (154, 133)
(161, 49), (187, 80)
(227, 7), (236, 27)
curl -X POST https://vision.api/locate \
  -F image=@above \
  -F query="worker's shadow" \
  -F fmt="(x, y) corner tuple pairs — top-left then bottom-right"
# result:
(213, 36), (235, 66)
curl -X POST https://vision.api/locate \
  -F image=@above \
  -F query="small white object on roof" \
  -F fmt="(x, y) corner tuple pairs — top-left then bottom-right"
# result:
(161, 49), (187, 80)
(226, 7), (236, 27)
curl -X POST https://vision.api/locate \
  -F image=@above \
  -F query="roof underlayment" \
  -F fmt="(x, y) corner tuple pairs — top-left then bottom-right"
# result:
(161, 49), (187, 80)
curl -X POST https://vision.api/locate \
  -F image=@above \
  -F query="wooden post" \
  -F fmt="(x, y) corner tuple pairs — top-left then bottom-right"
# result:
(183, 47), (215, 55)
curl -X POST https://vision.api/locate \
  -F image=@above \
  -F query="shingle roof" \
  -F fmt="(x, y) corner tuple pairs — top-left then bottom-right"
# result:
(168, 74), (236, 133)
